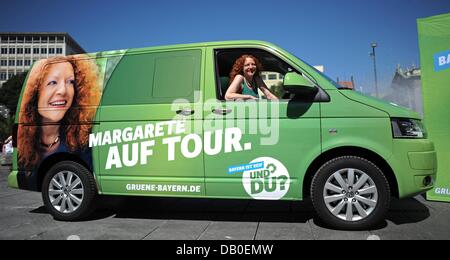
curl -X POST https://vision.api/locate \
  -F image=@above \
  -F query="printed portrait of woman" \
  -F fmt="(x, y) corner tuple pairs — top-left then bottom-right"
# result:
(18, 55), (102, 171)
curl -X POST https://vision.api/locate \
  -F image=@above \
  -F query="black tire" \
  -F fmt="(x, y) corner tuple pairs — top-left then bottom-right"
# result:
(311, 156), (390, 230)
(42, 161), (97, 221)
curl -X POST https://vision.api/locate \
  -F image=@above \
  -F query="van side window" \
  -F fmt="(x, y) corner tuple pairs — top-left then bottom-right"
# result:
(153, 54), (199, 99)
(215, 49), (296, 101)
(102, 49), (201, 105)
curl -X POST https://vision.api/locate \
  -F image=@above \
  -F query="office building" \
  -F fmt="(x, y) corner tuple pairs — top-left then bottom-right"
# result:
(0, 32), (85, 87)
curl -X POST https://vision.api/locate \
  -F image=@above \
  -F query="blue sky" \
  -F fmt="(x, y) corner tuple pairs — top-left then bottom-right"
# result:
(2, 0), (450, 94)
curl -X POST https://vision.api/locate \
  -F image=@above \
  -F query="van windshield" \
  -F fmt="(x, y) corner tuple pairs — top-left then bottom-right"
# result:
(313, 67), (346, 89)
(293, 55), (343, 89)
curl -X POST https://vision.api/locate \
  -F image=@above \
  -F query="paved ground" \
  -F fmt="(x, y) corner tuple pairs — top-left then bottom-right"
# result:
(0, 166), (449, 240)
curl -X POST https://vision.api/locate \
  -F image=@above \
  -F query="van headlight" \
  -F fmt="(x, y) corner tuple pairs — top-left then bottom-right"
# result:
(391, 118), (427, 139)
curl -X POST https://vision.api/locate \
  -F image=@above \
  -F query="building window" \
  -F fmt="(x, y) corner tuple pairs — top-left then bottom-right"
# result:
(49, 48), (55, 54)
(0, 73), (6, 80)
(17, 60), (23, 66)
(41, 48), (47, 54)
(17, 48), (24, 54)
(9, 48), (15, 54)
(268, 74), (277, 80)
(8, 60), (15, 66)
(25, 48), (31, 54)
(25, 36), (32, 43)
(8, 73), (14, 79)
(56, 48), (63, 54)
(261, 74), (267, 80)
(33, 48), (39, 54)
(0, 60), (6, 66)
(1, 48), (7, 54)
(32, 37), (40, 43)
(279, 74), (284, 80)
(25, 60), (31, 66)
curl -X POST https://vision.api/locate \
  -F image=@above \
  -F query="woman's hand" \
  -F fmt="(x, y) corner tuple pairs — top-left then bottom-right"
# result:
(246, 95), (258, 100)
(232, 95), (258, 101)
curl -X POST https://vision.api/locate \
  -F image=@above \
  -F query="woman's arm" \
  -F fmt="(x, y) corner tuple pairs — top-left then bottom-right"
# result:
(224, 75), (258, 101)
(256, 76), (279, 100)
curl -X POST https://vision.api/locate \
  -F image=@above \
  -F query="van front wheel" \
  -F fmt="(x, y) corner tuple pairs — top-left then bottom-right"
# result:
(311, 156), (390, 230)
(42, 161), (97, 221)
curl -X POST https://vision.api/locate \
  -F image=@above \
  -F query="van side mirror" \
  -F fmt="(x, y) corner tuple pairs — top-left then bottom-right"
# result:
(283, 72), (316, 94)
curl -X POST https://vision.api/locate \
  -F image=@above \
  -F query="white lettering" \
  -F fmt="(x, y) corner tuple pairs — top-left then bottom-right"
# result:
(126, 184), (201, 193)
(175, 121), (186, 135)
(102, 131), (112, 146)
(133, 126), (144, 141)
(439, 56), (447, 66)
(435, 187), (450, 195)
(181, 134), (203, 159)
(90, 121), (253, 167)
(122, 143), (139, 167)
(144, 123), (154, 139)
(105, 146), (122, 169)
(155, 122), (164, 137)
(113, 129), (122, 144)
(122, 127), (133, 142)
(163, 136), (181, 161)
(165, 121), (177, 135)
(177, 244), (210, 257)
(140, 140), (155, 165)
(438, 54), (450, 66)
(89, 132), (102, 148)
(224, 127), (243, 153)
(176, 120), (186, 134)
(220, 245), (273, 255)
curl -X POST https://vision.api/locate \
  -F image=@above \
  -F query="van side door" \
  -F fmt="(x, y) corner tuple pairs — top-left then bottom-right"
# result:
(202, 46), (322, 200)
(96, 48), (206, 197)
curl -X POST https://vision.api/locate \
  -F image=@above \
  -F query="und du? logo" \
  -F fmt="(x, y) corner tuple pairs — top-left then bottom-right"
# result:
(434, 50), (450, 72)
(242, 157), (290, 200)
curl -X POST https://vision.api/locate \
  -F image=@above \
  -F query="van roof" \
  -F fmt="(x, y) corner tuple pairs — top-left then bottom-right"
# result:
(87, 40), (281, 57)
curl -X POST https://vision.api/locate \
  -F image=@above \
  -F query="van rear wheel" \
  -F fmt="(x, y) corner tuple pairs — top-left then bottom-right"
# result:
(311, 156), (390, 230)
(42, 161), (97, 221)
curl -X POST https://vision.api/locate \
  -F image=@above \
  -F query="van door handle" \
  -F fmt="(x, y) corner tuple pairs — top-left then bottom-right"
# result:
(176, 109), (195, 116)
(212, 108), (232, 115)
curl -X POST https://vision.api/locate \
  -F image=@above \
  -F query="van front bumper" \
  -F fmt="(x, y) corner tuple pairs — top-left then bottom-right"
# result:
(390, 139), (437, 198)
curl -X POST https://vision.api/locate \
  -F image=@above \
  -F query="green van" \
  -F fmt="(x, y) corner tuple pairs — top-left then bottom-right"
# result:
(8, 41), (436, 230)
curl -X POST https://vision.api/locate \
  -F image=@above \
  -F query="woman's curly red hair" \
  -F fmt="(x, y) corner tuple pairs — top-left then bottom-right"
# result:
(18, 55), (102, 169)
(229, 54), (263, 84)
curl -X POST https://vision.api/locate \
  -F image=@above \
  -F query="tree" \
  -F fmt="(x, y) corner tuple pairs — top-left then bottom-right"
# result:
(0, 72), (27, 117)
(0, 72), (26, 142)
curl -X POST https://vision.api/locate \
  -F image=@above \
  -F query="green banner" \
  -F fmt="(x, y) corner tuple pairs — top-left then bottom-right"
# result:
(418, 13), (450, 202)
